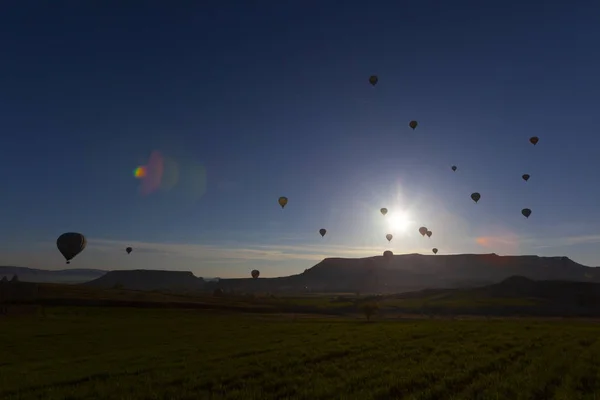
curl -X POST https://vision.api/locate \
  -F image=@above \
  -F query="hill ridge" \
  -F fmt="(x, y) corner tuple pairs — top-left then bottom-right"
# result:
(215, 253), (597, 294)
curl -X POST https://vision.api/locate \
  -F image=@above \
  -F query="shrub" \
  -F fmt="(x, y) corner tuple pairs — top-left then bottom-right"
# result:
(360, 302), (379, 321)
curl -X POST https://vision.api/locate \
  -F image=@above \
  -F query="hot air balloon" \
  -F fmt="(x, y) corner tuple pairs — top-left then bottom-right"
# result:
(57, 232), (87, 264)
(432, 248), (438, 254)
(451, 166), (457, 172)
(369, 75), (378, 86)
(522, 174), (530, 182)
(409, 120), (418, 130)
(251, 269), (260, 279)
(319, 228), (327, 237)
(380, 208), (388, 216)
(386, 234), (393, 242)
(126, 247), (132, 254)
(426, 231), (432, 238)
(529, 137), (539, 146)
(278, 196), (288, 209)
(522, 208), (532, 218)
(383, 250), (393, 260)
(471, 192), (481, 203)
(418, 227), (428, 237)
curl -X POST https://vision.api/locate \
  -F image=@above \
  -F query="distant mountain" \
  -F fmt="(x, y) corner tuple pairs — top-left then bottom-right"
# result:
(83, 269), (205, 292)
(0, 266), (107, 284)
(212, 253), (600, 294)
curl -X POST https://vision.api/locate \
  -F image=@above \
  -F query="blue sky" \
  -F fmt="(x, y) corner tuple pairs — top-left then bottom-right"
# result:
(1, 1), (600, 277)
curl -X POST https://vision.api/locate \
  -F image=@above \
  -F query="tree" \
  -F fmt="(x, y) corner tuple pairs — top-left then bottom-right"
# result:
(360, 302), (379, 321)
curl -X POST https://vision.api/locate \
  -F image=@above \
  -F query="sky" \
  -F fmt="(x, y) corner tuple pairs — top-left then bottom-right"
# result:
(1, 1), (600, 277)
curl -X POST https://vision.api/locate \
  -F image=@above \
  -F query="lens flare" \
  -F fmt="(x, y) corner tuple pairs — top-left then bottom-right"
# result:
(133, 166), (147, 179)
(140, 151), (165, 195)
(133, 150), (207, 200)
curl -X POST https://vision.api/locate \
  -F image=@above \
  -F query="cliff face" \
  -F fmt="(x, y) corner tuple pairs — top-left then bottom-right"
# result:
(83, 269), (205, 292)
(214, 254), (600, 294)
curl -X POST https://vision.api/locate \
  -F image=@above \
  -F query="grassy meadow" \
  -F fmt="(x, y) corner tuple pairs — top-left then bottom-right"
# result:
(2, 306), (600, 399)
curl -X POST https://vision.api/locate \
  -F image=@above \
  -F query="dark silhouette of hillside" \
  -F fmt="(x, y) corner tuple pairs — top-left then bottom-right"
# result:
(212, 253), (600, 294)
(5, 273), (600, 318)
(83, 269), (205, 292)
(0, 266), (106, 284)
(374, 275), (600, 317)
(482, 275), (600, 308)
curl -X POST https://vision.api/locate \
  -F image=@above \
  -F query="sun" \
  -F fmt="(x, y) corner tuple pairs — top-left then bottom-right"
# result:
(387, 212), (411, 233)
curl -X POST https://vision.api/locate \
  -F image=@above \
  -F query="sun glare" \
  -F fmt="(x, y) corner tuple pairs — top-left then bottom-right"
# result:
(387, 212), (411, 233)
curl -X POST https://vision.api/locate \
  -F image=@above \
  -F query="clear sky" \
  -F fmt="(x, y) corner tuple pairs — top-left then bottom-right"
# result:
(1, 1), (600, 277)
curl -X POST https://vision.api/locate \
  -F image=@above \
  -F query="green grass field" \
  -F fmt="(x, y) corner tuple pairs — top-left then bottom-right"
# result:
(2, 307), (600, 399)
